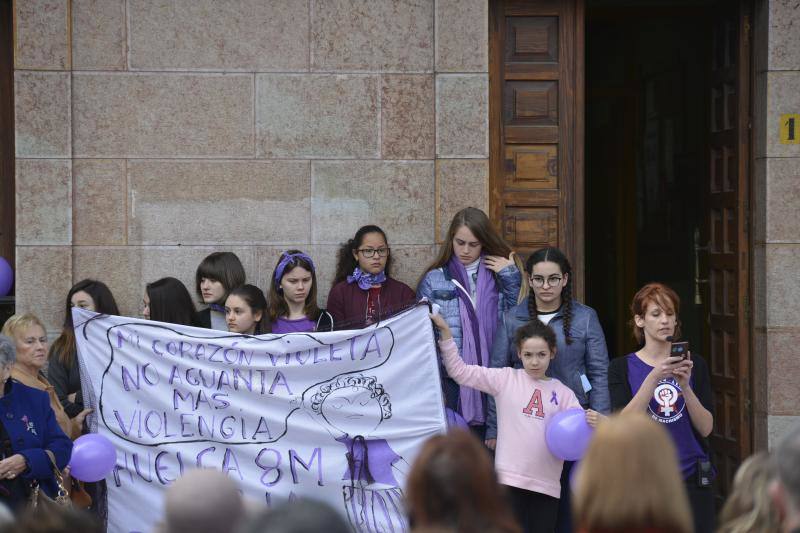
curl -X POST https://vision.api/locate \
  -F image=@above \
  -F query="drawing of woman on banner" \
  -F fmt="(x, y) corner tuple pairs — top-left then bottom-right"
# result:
(309, 374), (409, 533)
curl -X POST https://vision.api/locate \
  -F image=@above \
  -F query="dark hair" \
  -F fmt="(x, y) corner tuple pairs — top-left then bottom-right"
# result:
(333, 225), (393, 285)
(9, 506), (103, 533)
(267, 250), (320, 326)
(629, 282), (681, 345)
(146, 277), (197, 326)
(420, 208), (526, 302)
(513, 320), (557, 355)
(241, 498), (350, 533)
(50, 279), (120, 367)
(526, 247), (574, 345)
(227, 284), (268, 335)
(194, 252), (246, 303)
(406, 430), (520, 533)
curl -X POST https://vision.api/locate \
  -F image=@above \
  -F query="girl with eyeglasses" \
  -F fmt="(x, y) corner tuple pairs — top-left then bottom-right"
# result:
(327, 225), (415, 329)
(488, 246), (610, 533)
(265, 250), (333, 333)
(418, 207), (524, 440)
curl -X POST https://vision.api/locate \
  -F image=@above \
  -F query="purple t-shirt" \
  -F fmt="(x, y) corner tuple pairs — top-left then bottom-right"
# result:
(272, 317), (316, 334)
(626, 353), (709, 479)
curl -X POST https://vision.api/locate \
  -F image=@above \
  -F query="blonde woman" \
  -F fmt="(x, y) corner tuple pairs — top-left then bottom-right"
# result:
(573, 412), (692, 533)
(1, 314), (87, 439)
(718, 452), (779, 533)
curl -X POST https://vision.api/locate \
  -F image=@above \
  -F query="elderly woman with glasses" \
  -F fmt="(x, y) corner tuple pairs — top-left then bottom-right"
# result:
(0, 333), (72, 511)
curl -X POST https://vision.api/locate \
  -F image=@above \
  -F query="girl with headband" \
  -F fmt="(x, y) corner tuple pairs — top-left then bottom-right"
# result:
(265, 250), (333, 333)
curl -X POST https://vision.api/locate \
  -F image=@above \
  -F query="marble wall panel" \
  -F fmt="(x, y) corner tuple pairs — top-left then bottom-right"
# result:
(14, 72), (70, 158)
(14, 0), (69, 69)
(435, 0), (488, 72)
(436, 74), (489, 158)
(73, 159), (127, 245)
(14, 246), (72, 331)
(16, 160), (71, 245)
(381, 75), (435, 159)
(72, 0), (127, 70)
(435, 159), (489, 242)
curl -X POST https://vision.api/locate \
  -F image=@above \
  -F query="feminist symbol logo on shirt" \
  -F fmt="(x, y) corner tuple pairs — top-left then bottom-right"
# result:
(649, 378), (685, 423)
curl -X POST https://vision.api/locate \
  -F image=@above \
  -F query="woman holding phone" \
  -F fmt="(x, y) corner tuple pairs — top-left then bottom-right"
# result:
(608, 282), (715, 533)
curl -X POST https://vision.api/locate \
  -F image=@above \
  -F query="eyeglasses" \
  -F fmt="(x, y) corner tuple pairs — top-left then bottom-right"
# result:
(530, 275), (563, 288)
(358, 248), (390, 258)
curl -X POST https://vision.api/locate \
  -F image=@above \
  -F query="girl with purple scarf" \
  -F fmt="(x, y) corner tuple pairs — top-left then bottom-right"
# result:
(417, 208), (524, 441)
(327, 226), (416, 330)
(265, 250), (333, 333)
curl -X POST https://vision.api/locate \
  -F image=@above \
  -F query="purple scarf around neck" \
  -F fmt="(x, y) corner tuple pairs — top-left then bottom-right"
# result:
(347, 267), (387, 291)
(447, 255), (500, 425)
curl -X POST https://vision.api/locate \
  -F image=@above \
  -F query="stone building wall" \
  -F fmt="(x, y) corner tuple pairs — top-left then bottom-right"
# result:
(753, 0), (800, 446)
(13, 0), (490, 330)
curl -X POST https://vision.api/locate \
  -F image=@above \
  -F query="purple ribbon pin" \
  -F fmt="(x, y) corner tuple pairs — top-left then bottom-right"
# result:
(550, 391), (558, 405)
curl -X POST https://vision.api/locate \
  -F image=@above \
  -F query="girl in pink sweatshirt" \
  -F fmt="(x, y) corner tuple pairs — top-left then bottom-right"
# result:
(431, 314), (601, 533)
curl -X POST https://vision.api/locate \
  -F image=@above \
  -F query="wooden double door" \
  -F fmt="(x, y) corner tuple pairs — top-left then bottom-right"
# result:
(490, 0), (753, 496)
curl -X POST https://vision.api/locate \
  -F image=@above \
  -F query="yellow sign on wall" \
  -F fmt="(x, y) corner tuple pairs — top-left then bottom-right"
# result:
(780, 114), (800, 144)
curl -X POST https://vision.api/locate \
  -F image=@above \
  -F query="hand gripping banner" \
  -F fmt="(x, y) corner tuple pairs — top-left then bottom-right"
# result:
(73, 304), (446, 533)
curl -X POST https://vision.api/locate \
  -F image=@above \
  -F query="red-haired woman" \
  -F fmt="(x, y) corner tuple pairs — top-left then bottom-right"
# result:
(608, 282), (714, 533)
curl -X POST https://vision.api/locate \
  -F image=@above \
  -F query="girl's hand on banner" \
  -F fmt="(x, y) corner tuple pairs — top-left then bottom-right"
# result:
(430, 314), (453, 340)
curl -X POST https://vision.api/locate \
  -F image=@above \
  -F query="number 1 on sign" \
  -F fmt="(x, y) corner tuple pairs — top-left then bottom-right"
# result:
(780, 114), (800, 144)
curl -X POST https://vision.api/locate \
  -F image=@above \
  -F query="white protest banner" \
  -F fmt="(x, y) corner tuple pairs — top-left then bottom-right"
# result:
(73, 304), (446, 533)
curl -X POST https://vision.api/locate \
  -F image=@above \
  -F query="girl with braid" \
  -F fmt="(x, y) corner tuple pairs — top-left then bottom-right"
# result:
(487, 246), (610, 533)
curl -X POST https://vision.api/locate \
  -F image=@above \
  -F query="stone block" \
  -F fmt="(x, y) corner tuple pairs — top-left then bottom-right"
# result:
(128, 160), (311, 245)
(390, 245), (438, 292)
(435, 0), (488, 72)
(311, 0), (433, 72)
(73, 73), (254, 158)
(436, 74), (488, 158)
(768, 415), (800, 447)
(768, 0), (800, 70)
(14, 72), (70, 158)
(312, 161), (435, 245)
(256, 74), (379, 158)
(72, 0), (127, 70)
(435, 159), (489, 241)
(766, 158), (800, 243)
(766, 71), (800, 157)
(308, 245), (339, 307)
(752, 244), (767, 329)
(16, 160), (71, 245)
(73, 160), (127, 245)
(765, 244), (800, 327)
(14, 246), (72, 332)
(128, 0), (308, 71)
(752, 157), (766, 243)
(767, 328), (800, 415)
(381, 75), (435, 159)
(14, 0), (69, 69)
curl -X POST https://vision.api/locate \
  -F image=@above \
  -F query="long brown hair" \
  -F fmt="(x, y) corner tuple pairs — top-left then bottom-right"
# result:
(333, 225), (393, 285)
(406, 430), (520, 533)
(267, 250), (320, 324)
(419, 208), (526, 302)
(50, 279), (120, 367)
(573, 413), (692, 533)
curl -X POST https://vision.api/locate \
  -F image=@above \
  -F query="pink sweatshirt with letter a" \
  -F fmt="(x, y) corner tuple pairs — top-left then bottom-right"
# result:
(439, 338), (580, 498)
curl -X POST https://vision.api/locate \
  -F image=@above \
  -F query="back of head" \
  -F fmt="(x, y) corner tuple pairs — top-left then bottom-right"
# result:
(718, 451), (779, 533)
(774, 424), (800, 523)
(241, 498), (350, 533)
(147, 277), (197, 326)
(406, 430), (520, 533)
(163, 469), (244, 533)
(573, 413), (692, 533)
(7, 506), (102, 533)
(0, 335), (15, 369)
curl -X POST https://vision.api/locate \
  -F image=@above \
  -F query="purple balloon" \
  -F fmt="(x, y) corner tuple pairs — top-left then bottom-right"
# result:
(69, 434), (117, 482)
(545, 408), (593, 461)
(0, 257), (12, 297)
(445, 407), (469, 431)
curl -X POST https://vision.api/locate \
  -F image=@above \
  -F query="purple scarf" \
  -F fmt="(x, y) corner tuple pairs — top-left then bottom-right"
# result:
(347, 267), (387, 291)
(447, 255), (500, 425)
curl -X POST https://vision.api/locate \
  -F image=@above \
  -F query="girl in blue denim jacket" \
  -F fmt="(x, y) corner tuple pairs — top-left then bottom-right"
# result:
(417, 207), (524, 441)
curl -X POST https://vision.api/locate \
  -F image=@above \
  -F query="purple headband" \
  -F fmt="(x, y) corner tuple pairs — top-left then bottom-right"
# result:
(274, 252), (315, 289)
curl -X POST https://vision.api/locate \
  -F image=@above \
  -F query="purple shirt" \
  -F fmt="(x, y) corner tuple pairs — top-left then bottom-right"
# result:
(626, 353), (709, 479)
(335, 436), (400, 486)
(272, 317), (316, 334)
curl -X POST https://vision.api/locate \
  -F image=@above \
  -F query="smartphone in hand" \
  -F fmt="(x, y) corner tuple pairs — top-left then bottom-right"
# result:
(670, 341), (690, 360)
